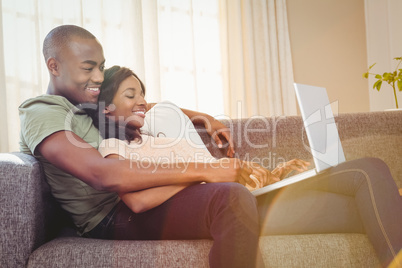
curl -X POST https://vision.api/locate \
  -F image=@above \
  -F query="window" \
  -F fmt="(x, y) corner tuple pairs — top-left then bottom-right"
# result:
(0, 0), (225, 152)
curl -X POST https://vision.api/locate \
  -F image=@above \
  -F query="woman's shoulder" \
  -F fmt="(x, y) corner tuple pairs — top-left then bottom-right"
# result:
(99, 137), (127, 146)
(98, 138), (130, 158)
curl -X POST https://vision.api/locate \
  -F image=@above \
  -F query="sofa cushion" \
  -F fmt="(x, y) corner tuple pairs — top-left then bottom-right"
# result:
(260, 234), (380, 267)
(27, 237), (212, 268)
(28, 234), (380, 268)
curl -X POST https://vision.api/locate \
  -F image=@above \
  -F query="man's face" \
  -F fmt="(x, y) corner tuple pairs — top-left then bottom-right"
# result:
(55, 37), (105, 105)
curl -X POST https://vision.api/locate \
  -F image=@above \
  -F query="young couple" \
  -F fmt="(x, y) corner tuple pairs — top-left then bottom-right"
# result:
(19, 25), (402, 267)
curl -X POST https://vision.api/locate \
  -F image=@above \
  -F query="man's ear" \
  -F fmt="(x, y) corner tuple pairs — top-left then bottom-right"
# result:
(47, 58), (60, 76)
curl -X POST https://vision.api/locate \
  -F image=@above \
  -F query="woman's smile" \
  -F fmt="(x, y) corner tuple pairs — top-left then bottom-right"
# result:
(133, 109), (146, 118)
(105, 75), (147, 129)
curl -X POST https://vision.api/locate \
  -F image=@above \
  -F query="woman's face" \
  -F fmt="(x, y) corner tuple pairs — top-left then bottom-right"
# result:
(105, 75), (147, 129)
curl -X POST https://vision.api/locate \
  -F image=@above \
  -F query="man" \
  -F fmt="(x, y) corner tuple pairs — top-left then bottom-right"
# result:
(19, 25), (267, 268)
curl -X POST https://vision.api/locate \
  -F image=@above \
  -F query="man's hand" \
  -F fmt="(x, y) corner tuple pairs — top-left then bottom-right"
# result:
(272, 159), (310, 180)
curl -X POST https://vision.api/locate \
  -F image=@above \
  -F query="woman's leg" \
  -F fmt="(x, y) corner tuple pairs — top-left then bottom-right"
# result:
(100, 182), (264, 268)
(258, 157), (402, 266)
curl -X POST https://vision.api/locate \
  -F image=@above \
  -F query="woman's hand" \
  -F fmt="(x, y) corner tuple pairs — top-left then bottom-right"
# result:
(203, 158), (255, 186)
(188, 112), (235, 158)
(207, 119), (235, 158)
(205, 159), (279, 189)
(271, 159), (310, 181)
(243, 161), (280, 188)
(176, 108), (236, 157)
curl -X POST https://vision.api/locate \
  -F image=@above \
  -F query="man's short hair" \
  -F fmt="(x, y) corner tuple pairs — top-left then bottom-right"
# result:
(43, 25), (96, 60)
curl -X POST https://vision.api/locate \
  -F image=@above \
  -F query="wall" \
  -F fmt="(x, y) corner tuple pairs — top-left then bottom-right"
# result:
(286, 0), (369, 114)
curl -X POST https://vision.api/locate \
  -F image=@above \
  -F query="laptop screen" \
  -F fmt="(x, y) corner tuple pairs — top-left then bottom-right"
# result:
(294, 83), (346, 172)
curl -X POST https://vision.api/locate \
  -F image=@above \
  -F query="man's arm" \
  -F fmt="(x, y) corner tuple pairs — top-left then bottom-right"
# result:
(104, 153), (194, 213)
(37, 131), (253, 193)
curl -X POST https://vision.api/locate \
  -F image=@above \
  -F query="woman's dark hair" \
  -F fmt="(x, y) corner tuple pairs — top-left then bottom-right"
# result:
(90, 65), (146, 143)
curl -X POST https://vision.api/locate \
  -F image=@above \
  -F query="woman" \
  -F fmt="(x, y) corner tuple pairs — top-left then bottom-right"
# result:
(91, 66), (402, 267)
(88, 65), (287, 268)
(92, 66), (305, 209)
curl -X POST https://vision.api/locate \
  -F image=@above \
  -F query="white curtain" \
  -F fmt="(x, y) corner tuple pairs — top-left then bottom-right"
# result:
(220, 0), (296, 118)
(0, 0), (295, 153)
(364, 0), (402, 111)
(0, 2), (8, 153)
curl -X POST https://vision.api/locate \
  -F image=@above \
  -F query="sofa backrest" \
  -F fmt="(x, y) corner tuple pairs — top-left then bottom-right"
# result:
(336, 111), (402, 189)
(196, 111), (402, 189)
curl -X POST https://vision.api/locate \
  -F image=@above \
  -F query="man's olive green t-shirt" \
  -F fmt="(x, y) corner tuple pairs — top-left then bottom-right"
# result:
(19, 95), (120, 235)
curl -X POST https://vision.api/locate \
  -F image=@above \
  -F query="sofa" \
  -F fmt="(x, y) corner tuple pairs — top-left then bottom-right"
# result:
(1, 111), (401, 268)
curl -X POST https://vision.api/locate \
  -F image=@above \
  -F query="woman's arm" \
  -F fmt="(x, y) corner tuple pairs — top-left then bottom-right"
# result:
(121, 158), (289, 213)
(147, 102), (235, 157)
(180, 108), (235, 157)
(119, 184), (192, 213)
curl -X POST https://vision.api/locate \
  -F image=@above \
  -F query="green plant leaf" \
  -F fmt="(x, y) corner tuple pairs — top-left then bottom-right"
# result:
(382, 73), (391, 82)
(364, 59), (402, 92)
(373, 80), (382, 91)
(398, 80), (402, 92)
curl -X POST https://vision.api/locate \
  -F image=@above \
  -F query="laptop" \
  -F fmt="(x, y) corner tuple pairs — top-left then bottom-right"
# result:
(252, 83), (346, 196)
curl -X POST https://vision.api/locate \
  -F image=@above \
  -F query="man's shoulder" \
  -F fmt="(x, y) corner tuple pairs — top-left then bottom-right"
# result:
(19, 94), (74, 110)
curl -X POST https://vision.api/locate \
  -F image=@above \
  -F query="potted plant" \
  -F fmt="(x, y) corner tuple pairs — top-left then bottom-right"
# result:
(363, 57), (402, 109)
